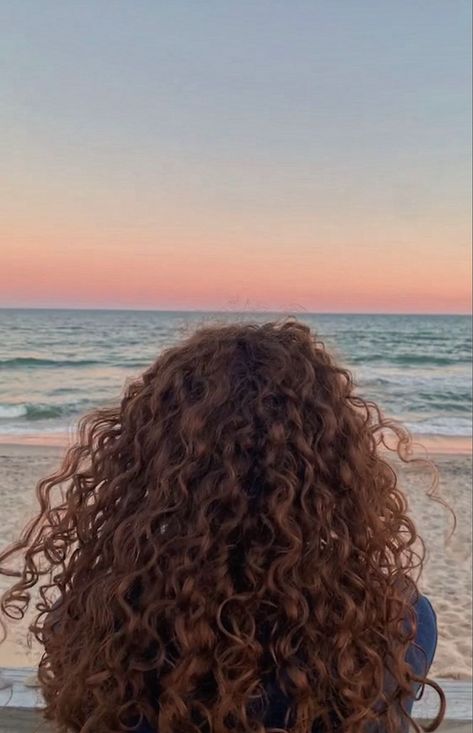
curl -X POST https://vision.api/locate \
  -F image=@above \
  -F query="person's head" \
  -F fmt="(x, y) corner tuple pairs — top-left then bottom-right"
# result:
(0, 320), (444, 732)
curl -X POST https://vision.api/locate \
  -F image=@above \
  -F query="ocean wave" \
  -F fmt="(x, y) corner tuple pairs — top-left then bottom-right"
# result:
(0, 357), (102, 369)
(360, 380), (472, 405)
(405, 417), (473, 437)
(0, 401), (92, 421)
(0, 404), (27, 419)
(0, 423), (69, 436)
(350, 354), (469, 366)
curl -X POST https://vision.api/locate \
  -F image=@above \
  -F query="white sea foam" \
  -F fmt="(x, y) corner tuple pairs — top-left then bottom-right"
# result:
(0, 404), (28, 419)
(405, 417), (473, 437)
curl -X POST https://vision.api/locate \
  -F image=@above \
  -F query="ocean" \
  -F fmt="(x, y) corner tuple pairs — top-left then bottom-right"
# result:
(0, 309), (471, 441)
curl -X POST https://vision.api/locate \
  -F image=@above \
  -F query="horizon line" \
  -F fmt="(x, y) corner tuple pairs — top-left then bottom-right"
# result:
(0, 306), (471, 317)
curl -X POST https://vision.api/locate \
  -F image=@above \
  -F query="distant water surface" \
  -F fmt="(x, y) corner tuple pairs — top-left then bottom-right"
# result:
(0, 309), (471, 439)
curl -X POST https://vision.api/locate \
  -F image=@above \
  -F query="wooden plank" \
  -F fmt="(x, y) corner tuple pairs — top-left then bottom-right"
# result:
(5, 717), (470, 733)
(0, 708), (53, 733)
(413, 679), (472, 722)
(0, 668), (43, 712)
(0, 667), (471, 730)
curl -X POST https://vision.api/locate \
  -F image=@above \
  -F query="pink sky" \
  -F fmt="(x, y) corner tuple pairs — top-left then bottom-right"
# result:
(2, 218), (470, 313)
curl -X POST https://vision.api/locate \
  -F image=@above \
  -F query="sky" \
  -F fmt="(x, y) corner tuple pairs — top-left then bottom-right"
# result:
(0, 1), (471, 313)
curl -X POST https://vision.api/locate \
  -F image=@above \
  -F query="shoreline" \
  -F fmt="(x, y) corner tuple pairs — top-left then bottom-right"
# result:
(0, 432), (471, 456)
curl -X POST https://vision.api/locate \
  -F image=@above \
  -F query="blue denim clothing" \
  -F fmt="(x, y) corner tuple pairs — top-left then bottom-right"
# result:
(135, 594), (437, 732)
(404, 594), (438, 714)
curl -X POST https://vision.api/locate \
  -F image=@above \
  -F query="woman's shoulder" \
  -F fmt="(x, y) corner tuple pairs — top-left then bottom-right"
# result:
(414, 593), (437, 625)
(410, 593), (438, 674)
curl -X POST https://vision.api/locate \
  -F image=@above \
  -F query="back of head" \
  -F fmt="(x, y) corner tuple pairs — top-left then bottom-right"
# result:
(0, 320), (443, 733)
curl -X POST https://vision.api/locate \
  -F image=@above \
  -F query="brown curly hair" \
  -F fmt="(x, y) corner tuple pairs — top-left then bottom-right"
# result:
(0, 319), (445, 733)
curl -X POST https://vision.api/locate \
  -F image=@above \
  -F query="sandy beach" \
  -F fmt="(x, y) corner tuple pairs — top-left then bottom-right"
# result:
(0, 439), (471, 681)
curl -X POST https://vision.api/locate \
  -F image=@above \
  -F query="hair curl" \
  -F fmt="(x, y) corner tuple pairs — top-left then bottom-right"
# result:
(0, 320), (446, 732)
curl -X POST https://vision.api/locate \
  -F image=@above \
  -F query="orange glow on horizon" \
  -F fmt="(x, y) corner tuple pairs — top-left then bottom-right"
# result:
(2, 225), (471, 314)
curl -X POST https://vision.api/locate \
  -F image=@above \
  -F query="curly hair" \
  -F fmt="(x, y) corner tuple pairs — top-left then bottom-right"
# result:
(0, 319), (445, 733)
